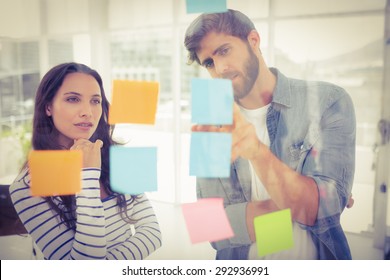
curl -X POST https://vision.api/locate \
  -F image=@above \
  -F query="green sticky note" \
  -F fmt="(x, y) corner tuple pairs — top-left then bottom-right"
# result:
(254, 208), (294, 257)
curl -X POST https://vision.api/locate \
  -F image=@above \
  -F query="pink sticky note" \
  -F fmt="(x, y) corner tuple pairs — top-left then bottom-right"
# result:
(181, 198), (234, 244)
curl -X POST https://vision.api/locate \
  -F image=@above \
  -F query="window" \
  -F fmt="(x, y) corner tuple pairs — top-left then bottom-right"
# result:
(273, 13), (385, 234)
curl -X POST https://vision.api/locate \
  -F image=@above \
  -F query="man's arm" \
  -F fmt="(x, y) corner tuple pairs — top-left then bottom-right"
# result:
(193, 93), (355, 238)
(230, 103), (318, 226)
(233, 92), (355, 227)
(248, 144), (319, 226)
(246, 199), (280, 242)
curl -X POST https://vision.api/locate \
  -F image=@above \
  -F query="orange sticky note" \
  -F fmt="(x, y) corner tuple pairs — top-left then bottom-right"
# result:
(28, 150), (82, 197)
(109, 80), (159, 125)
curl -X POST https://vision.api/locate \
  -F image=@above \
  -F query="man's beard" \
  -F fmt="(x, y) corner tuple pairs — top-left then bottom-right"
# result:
(231, 44), (259, 101)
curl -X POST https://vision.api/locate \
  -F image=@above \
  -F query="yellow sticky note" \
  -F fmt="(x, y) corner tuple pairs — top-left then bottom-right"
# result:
(28, 150), (82, 197)
(109, 80), (159, 125)
(254, 208), (294, 257)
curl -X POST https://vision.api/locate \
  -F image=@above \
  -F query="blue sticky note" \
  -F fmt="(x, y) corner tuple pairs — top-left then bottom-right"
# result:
(190, 132), (231, 178)
(186, 0), (227, 14)
(191, 78), (233, 125)
(110, 146), (157, 194)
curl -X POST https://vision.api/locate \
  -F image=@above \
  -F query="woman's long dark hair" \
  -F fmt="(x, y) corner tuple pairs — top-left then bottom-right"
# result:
(31, 62), (137, 228)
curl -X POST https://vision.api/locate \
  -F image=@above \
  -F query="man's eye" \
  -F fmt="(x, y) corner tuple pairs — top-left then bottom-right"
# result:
(204, 59), (214, 68)
(219, 48), (229, 56)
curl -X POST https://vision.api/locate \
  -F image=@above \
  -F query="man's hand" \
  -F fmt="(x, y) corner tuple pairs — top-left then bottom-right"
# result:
(346, 194), (354, 208)
(231, 103), (262, 162)
(191, 102), (261, 162)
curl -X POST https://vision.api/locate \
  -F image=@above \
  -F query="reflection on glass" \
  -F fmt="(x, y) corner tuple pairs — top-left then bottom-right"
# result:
(274, 15), (384, 234)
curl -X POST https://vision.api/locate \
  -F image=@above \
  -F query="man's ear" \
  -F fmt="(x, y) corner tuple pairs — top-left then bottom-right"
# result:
(46, 104), (52, 116)
(247, 30), (260, 49)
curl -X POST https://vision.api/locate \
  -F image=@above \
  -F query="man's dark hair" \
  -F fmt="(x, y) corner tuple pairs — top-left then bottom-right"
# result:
(184, 9), (256, 65)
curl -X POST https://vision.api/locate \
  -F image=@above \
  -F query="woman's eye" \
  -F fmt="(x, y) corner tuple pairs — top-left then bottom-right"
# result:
(92, 99), (101, 105)
(66, 97), (79, 103)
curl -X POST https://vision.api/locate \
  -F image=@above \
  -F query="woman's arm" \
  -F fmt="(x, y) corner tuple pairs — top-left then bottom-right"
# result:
(105, 194), (162, 260)
(10, 168), (108, 259)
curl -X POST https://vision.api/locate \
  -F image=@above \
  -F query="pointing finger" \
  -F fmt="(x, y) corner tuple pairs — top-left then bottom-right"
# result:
(233, 102), (246, 128)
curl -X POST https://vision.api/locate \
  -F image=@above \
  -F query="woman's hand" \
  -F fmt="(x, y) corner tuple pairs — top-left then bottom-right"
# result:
(70, 139), (103, 168)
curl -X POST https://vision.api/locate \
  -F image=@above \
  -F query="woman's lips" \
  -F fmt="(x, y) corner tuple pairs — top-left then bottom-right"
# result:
(74, 122), (93, 131)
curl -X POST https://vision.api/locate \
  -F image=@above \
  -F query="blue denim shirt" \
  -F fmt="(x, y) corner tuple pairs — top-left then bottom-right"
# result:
(197, 68), (356, 260)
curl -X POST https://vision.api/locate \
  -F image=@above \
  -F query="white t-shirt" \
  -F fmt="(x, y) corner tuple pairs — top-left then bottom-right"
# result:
(240, 105), (317, 260)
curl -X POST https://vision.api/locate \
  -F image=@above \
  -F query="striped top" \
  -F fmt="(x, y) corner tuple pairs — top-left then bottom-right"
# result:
(9, 168), (162, 260)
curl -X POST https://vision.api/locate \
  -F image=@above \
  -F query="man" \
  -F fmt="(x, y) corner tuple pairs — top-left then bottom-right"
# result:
(184, 9), (356, 260)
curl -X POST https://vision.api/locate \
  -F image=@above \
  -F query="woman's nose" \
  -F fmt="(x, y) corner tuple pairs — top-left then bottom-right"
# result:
(80, 103), (92, 117)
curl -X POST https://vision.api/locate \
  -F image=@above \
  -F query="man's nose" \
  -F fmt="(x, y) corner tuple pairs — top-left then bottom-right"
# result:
(214, 60), (229, 77)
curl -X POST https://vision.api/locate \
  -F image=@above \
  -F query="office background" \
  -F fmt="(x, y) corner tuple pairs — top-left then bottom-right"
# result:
(0, 0), (389, 259)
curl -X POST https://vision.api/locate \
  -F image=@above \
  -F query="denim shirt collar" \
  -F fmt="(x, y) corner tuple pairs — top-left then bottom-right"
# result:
(269, 67), (291, 109)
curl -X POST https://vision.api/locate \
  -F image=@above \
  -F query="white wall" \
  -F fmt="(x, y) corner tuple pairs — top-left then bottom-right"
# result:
(0, 0), (41, 38)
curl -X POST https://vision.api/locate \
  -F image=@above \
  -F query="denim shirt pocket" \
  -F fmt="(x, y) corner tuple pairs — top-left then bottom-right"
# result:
(288, 125), (319, 172)
(288, 140), (310, 171)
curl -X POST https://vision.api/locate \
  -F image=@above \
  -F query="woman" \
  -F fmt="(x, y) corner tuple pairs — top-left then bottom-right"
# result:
(9, 62), (161, 260)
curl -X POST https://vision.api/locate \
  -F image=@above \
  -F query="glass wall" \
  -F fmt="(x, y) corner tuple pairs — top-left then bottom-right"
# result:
(0, 0), (387, 234)
(109, 27), (177, 202)
(0, 39), (39, 178)
(271, 9), (385, 234)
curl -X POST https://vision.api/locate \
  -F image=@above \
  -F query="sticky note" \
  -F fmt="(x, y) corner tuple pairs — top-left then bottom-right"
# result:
(181, 198), (234, 244)
(186, 0), (227, 14)
(109, 80), (159, 125)
(191, 78), (233, 125)
(190, 132), (231, 178)
(254, 208), (294, 257)
(110, 146), (157, 194)
(28, 150), (82, 196)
